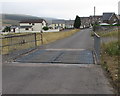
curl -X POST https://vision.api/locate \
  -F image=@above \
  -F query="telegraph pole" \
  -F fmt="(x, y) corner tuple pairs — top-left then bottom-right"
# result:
(94, 6), (96, 23)
(93, 6), (96, 32)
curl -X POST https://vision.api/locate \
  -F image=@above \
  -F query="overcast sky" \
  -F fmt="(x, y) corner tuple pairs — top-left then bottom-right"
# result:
(0, 0), (120, 20)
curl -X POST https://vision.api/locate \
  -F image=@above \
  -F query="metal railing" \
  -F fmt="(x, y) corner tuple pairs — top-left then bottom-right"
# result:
(94, 32), (101, 64)
(0, 33), (43, 54)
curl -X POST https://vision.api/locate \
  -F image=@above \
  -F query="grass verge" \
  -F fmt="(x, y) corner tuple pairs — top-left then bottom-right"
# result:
(41, 29), (80, 44)
(91, 30), (118, 37)
(101, 41), (120, 93)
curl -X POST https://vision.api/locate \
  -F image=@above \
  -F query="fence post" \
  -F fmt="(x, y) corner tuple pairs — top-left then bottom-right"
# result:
(94, 32), (100, 64)
(40, 33), (43, 45)
(34, 33), (37, 47)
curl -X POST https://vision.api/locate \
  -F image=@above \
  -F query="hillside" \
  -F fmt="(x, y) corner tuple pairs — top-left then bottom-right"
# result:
(1, 14), (57, 26)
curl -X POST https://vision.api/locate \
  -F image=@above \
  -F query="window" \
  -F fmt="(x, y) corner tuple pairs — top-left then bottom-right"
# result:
(114, 19), (116, 21)
(29, 23), (31, 25)
(32, 23), (35, 25)
(25, 28), (29, 30)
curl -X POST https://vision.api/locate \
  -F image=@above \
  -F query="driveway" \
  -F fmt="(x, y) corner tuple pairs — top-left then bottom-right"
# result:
(3, 29), (114, 94)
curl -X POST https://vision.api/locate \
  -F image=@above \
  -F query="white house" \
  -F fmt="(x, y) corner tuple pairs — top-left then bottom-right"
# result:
(19, 19), (47, 32)
(49, 20), (65, 30)
(65, 20), (74, 29)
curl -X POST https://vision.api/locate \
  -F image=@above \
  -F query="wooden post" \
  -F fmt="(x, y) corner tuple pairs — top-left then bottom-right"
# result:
(40, 33), (43, 45)
(34, 33), (37, 47)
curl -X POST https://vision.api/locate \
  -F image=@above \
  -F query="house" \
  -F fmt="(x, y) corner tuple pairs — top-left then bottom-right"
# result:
(65, 20), (74, 29)
(102, 13), (118, 24)
(89, 15), (102, 24)
(19, 19), (47, 32)
(11, 26), (20, 33)
(50, 20), (65, 30)
(118, 15), (120, 20)
(80, 17), (91, 28)
(0, 26), (5, 32)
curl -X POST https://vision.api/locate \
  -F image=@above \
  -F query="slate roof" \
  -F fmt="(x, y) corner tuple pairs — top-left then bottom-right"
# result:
(89, 15), (103, 19)
(20, 26), (32, 28)
(52, 20), (65, 24)
(102, 13), (115, 20)
(65, 20), (74, 25)
(20, 19), (45, 23)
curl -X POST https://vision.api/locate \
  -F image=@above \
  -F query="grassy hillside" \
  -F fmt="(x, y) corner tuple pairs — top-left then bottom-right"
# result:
(1, 14), (57, 26)
(2, 19), (19, 26)
(2, 14), (41, 21)
(1, 14), (41, 26)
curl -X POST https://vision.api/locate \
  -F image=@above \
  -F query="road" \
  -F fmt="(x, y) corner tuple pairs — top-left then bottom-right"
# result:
(3, 29), (114, 94)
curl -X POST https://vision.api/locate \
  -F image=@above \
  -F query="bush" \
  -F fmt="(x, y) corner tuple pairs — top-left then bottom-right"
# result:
(43, 26), (49, 31)
(2, 26), (11, 32)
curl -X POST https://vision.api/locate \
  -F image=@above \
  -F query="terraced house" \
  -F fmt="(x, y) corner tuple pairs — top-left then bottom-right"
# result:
(65, 20), (74, 29)
(50, 20), (65, 30)
(89, 15), (102, 24)
(80, 17), (91, 28)
(102, 12), (118, 24)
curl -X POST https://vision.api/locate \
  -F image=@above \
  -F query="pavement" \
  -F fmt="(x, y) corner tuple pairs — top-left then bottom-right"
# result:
(2, 29), (114, 94)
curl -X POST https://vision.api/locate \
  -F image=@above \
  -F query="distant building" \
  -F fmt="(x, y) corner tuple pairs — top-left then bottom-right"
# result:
(11, 26), (20, 33)
(80, 17), (91, 28)
(65, 20), (74, 29)
(89, 15), (102, 24)
(118, 1), (120, 16)
(102, 13), (118, 24)
(49, 20), (65, 30)
(19, 19), (47, 32)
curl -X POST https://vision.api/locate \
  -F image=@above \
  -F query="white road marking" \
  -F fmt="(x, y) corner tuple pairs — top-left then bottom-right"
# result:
(44, 49), (86, 51)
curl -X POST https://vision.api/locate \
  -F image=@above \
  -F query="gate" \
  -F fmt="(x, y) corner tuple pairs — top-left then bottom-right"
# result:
(0, 33), (42, 55)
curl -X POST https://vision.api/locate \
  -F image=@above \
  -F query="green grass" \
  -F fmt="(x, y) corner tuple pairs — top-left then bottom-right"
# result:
(1, 32), (34, 36)
(90, 31), (95, 37)
(102, 41), (120, 56)
(96, 30), (118, 37)
(91, 29), (119, 37)
(101, 41), (119, 93)
(98, 31), (118, 37)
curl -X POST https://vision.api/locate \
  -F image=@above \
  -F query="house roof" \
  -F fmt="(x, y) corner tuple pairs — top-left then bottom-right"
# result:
(80, 17), (90, 19)
(20, 26), (32, 28)
(52, 20), (65, 24)
(65, 20), (74, 25)
(89, 15), (102, 17)
(102, 13), (115, 20)
(89, 15), (102, 19)
(20, 19), (46, 23)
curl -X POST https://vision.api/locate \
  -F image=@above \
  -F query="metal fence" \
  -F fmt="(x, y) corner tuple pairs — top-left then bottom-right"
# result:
(0, 33), (43, 54)
(94, 32), (101, 64)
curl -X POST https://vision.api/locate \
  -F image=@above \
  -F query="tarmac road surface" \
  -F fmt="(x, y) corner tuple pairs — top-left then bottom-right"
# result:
(3, 29), (114, 94)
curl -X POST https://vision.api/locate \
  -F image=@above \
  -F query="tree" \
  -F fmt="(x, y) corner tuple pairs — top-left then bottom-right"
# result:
(42, 26), (49, 31)
(74, 15), (81, 28)
(2, 26), (11, 32)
